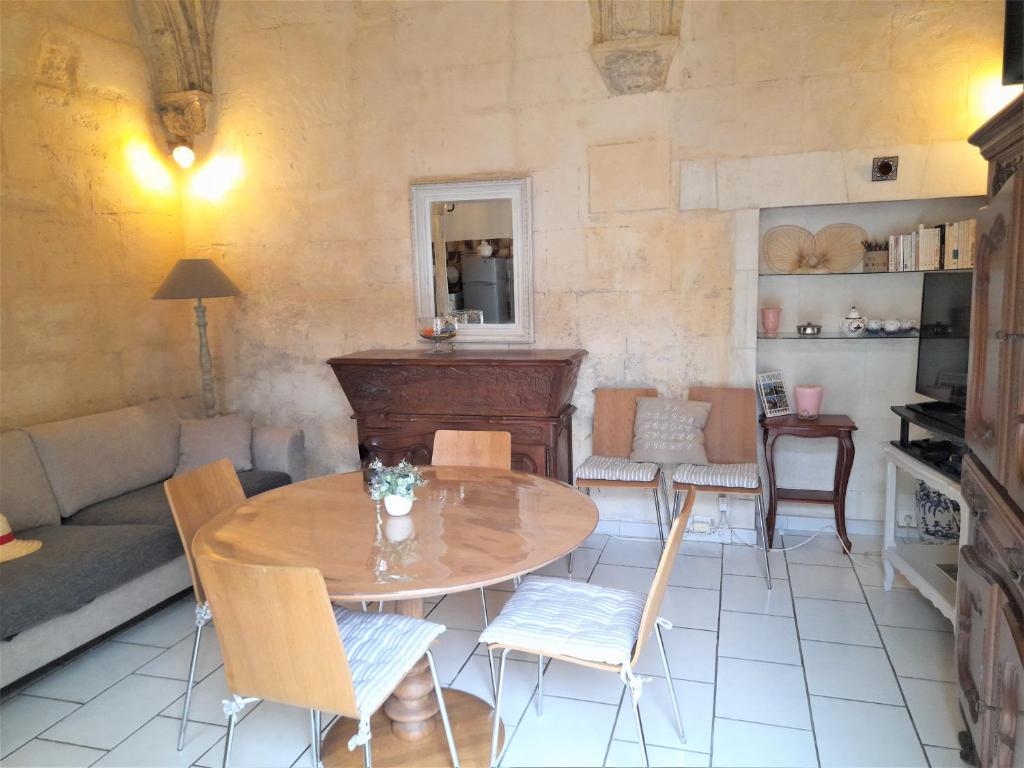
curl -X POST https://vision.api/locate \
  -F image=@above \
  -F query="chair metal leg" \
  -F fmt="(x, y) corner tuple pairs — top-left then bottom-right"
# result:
(652, 487), (665, 548)
(673, 490), (681, 522)
(536, 655), (544, 716)
(490, 649), (511, 768)
(360, 601), (368, 611)
(179, 612), (209, 750)
(755, 494), (772, 589)
(486, 647), (498, 703)
(309, 709), (321, 767)
(628, 683), (650, 768)
(222, 713), (237, 768)
(567, 550), (574, 576)
(479, 587), (489, 628)
(363, 740), (372, 768)
(426, 650), (461, 767)
(655, 625), (686, 744)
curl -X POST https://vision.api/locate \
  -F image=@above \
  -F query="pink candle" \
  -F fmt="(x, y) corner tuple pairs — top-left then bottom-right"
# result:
(794, 384), (824, 420)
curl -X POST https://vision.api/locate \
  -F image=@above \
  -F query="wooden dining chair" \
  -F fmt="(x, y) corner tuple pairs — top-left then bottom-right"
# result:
(195, 555), (460, 768)
(432, 430), (512, 472)
(480, 489), (696, 768)
(164, 458), (246, 751)
(575, 388), (667, 547)
(670, 386), (771, 587)
(432, 429), (513, 627)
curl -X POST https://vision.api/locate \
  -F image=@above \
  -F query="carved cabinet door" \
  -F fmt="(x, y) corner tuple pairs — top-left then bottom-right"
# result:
(987, 603), (1024, 768)
(998, 173), (1024, 510)
(968, 172), (1021, 496)
(957, 544), (1008, 755)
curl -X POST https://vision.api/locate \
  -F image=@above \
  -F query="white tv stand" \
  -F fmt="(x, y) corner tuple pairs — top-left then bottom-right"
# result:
(882, 442), (970, 622)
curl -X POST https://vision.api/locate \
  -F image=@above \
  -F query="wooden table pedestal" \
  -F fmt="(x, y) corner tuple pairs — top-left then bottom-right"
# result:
(322, 599), (502, 767)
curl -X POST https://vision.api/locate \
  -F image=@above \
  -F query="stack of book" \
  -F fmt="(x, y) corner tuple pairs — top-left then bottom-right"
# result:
(887, 218), (976, 272)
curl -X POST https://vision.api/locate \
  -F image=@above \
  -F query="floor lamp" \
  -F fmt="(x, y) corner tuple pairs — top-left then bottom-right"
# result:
(153, 259), (240, 418)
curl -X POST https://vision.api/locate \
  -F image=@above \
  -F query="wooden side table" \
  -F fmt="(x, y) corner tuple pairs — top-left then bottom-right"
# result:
(760, 414), (858, 551)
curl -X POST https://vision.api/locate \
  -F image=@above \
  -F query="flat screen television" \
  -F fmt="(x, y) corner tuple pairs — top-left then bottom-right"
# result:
(915, 271), (974, 409)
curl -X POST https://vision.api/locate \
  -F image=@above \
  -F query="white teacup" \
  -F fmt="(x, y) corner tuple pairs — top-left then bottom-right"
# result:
(883, 319), (901, 334)
(866, 319), (883, 334)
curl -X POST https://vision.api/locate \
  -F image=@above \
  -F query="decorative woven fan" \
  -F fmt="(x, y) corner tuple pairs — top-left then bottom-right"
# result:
(814, 223), (868, 273)
(762, 226), (818, 273)
(762, 223), (869, 274)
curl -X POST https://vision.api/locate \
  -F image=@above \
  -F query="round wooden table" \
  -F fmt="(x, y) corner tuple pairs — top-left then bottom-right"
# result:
(192, 467), (597, 767)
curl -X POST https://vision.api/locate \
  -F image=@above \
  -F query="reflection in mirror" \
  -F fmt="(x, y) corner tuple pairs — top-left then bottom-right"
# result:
(411, 178), (533, 343)
(430, 199), (514, 323)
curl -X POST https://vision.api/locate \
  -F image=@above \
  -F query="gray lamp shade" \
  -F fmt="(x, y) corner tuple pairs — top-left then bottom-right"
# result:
(153, 259), (240, 300)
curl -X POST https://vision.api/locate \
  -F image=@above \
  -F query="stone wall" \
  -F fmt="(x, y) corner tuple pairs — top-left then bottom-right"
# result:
(182, 0), (1007, 523)
(1, 1), (198, 429)
(2, 0), (1005, 528)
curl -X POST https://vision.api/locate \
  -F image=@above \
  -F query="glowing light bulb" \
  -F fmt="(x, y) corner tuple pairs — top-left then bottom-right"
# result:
(172, 144), (196, 169)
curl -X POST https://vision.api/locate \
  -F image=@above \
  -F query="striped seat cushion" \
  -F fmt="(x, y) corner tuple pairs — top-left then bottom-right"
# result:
(576, 455), (659, 483)
(479, 576), (645, 666)
(333, 607), (445, 717)
(672, 462), (759, 489)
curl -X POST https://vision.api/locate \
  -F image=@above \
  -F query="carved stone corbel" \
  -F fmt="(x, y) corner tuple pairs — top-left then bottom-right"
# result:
(589, 0), (681, 96)
(131, 0), (219, 142)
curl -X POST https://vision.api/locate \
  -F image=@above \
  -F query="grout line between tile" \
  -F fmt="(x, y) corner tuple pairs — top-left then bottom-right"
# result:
(785, 533), (823, 768)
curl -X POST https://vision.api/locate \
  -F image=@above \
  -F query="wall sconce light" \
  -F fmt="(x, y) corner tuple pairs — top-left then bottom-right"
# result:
(171, 141), (196, 169)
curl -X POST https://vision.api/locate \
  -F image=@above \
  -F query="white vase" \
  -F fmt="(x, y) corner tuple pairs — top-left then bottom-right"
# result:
(383, 494), (413, 516)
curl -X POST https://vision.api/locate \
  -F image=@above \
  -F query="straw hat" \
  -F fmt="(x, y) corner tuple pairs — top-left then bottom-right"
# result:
(0, 514), (42, 563)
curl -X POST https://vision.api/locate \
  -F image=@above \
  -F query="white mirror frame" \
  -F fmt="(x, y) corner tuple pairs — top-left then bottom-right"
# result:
(411, 178), (534, 344)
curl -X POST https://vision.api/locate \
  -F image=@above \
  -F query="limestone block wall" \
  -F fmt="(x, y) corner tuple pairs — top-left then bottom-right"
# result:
(1, 1), (196, 429)
(182, 0), (1007, 523)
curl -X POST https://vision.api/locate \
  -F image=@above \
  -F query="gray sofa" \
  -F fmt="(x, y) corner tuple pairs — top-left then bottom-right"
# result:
(0, 399), (305, 687)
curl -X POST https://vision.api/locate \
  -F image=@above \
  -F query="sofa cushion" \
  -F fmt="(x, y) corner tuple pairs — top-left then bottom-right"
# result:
(177, 413), (253, 474)
(0, 524), (184, 640)
(67, 470), (292, 528)
(237, 470), (292, 498)
(0, 431), (61, 532)
(26, 401), (180, 518)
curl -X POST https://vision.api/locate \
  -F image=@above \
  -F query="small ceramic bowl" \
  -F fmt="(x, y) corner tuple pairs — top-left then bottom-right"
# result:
(796, 323), (822, 336)
(882, 319), (902, 335)
(865, 319), (883, 335)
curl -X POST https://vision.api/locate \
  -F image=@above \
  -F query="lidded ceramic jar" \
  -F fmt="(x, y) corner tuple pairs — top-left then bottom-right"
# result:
(840, 306), (866, 337)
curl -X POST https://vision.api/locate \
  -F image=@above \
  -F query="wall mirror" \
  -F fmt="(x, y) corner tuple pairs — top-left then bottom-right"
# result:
(411, 178), (534, 343)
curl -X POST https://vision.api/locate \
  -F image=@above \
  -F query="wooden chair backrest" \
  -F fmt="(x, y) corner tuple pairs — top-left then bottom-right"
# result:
(688, 386), (758, 464)
(432, 430), (511, 470)
(164, 458), (246, 605)
(592, 388), (658, 459)
(195, 555), (359, 718)
(631, 489), (696, 666)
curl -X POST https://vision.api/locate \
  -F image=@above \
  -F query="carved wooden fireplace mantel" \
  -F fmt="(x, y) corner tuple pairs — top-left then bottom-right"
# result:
(327, 349), (587, 483)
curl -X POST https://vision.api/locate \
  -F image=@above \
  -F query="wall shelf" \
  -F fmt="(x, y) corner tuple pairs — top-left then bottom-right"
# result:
(758, 332), (919, 340)
(758, 268), (973, 278)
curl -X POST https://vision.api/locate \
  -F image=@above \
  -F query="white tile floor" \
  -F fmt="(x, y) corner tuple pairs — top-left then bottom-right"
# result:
(0, 531), (969, 768)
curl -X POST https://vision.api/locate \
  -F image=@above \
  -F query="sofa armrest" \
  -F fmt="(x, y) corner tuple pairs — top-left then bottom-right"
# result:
(253, 426), (306, 481)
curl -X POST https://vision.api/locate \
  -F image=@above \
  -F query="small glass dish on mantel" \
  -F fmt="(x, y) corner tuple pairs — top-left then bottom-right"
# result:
(417, 315), (457, 353)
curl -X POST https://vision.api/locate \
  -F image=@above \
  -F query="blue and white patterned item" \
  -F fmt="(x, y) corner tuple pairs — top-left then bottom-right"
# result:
(915, 481), (960, 543)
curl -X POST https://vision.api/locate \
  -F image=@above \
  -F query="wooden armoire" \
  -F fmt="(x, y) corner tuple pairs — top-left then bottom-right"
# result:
(956, 93), (1024, 766)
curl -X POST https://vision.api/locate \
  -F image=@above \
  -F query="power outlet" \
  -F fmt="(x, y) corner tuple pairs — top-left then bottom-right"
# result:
(718, 494), (729, 516)
(899, 511), (917, 527)
(691, 516), (715, 535)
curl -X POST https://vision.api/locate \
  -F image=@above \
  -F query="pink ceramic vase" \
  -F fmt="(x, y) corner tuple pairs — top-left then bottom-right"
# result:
(794, 384), (824, 420)
(760, 307), (782, 336)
